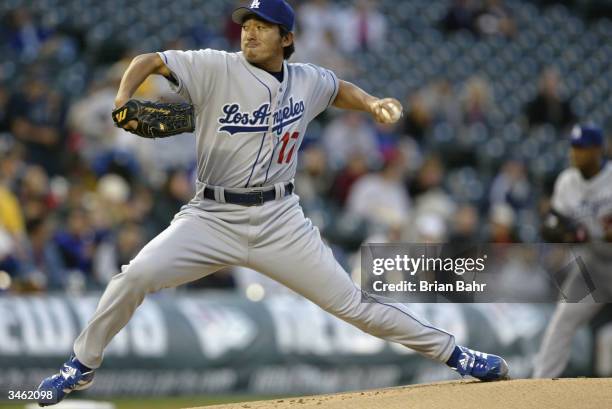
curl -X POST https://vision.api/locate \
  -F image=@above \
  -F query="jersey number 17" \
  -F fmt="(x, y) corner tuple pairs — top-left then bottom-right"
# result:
(277, 131), (299, 164)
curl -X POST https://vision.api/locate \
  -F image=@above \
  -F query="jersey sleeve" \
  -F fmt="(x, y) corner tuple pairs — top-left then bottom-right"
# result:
(157, 49), (226, 107)
(551, 170), (574, 217)
(304, 64), (339, 121)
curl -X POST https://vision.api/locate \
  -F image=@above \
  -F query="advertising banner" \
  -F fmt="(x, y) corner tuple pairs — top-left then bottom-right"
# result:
(0, 294), (606, 396)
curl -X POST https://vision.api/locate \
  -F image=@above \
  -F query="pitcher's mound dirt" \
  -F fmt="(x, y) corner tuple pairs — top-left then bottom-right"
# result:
(186, 378), (612, 409)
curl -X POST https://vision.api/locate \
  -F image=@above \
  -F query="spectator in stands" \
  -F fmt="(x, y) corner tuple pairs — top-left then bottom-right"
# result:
(524, 67), (576, 130)
(17, 165), (56, 226)
(62, 181), (88, 215)
(8, 74), (68, 176)
(402, 81), (463, 145)
(371, 211), (405, 244)
(441, 0), (478, 34)
(0, 142), (31, 276)
(67, 73), (121, 164)
(23, 216), (66, 291)
(486, 203), (518, 243)
(448, 204), (481, 242)
(297, 0), (336, 55)
(91, 149), (140, 185)
(475, 0), (516, 38)
(329, 151), (369, 207)
(321, 112), (379, 171)
(489, 159), (532, 212)
(374, 121), (401, 156)
(409, 155), (456, 224)
(0, 142), (26, 199)
(406, 212), (448, 243)
(0, 84), (10, 133)
(460, 75), (494, 125)
(294, 0), (353, 76)
(428, 79), (462, 125)
(0, 175), (27, 280)
(0, 175), (25, 240)
(294, 145), (333, 210)
(53, 207), (96, 283)
(185, 21), (218, 49)
(124, 183), (155, 232)
(94, 173), (131, 228)
(0, 226), (20, 282)
(3, 8), (52, 61)
(402, 92), (432, 143)
(335, 0), (387, 53)
(294, 29), (354, 78)
(347, 148), (411, 228)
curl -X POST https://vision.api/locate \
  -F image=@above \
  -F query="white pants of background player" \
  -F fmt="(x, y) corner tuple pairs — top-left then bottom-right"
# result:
(74, 191), (456, 368)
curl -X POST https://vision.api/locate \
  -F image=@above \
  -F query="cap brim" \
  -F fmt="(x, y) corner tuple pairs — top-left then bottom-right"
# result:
(231, 7), (285, 27)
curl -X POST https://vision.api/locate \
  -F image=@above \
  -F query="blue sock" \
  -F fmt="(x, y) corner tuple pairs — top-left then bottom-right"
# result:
(446, 346), (463, 368)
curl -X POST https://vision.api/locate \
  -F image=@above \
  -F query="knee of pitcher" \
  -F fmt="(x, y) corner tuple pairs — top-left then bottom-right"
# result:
(328, 298), (366, 323)
(114, 260), (163, 293)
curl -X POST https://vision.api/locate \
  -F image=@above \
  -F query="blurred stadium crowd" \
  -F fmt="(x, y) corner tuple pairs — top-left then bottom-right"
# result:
(0, 0), (610, 294)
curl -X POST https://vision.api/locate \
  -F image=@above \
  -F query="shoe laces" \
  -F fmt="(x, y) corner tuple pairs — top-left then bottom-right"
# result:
(471, 353), (490, 375)
(454, 347), (488, 376)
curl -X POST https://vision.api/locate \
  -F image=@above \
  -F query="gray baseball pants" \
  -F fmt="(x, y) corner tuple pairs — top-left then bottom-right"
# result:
(533, 254), (611, 378)
(74, 193), (455, 368)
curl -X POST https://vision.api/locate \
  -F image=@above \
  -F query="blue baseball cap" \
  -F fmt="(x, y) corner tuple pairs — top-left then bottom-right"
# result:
(232, 0), (295, 32)
(570, 124), (604, 147)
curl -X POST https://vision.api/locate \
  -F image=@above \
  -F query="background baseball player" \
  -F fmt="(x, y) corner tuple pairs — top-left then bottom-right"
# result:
(534, 124), (612, 378)
(37, 0), (508, 405)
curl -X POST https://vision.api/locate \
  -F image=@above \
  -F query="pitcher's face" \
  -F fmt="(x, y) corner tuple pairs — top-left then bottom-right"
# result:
(241, 17), (285, 65)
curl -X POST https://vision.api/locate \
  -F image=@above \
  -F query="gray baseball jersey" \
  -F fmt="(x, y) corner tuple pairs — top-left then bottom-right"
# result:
(534, 162), (612, 378)
(73, 49), (456, 370)
(158, 49), (337, 188)
(551, 162), (612, 240)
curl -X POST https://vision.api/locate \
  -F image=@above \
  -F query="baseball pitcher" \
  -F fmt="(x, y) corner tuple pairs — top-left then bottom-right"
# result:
(38, 1), (508, 405)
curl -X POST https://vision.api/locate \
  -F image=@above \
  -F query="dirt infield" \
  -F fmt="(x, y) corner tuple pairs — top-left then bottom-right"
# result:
(186, 378), (612, 409)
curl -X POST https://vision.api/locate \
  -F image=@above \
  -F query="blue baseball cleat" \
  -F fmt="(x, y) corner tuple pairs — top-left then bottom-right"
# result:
(448, 346), (509, 381)
(37, 355), (95, 407)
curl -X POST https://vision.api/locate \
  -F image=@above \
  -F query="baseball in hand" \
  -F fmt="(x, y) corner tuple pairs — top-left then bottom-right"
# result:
(371, 98), (403, 124)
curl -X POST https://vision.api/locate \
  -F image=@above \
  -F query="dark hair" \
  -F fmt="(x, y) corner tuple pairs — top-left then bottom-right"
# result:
(279, 25), (295, 60)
